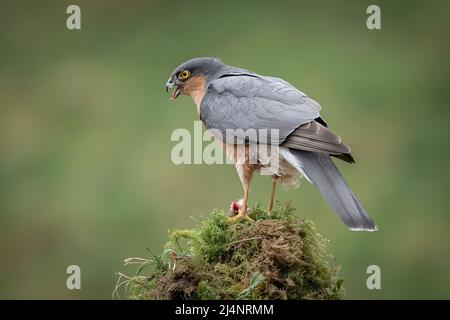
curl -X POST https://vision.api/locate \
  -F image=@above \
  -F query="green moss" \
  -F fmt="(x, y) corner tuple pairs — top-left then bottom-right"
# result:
(115, 202), (347, 300)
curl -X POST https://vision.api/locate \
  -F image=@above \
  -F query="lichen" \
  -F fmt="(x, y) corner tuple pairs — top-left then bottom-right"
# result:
(114, 202), (347, 300)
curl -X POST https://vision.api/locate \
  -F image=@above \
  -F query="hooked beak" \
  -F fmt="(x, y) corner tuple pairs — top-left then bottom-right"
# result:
(165, 77), (181, 100)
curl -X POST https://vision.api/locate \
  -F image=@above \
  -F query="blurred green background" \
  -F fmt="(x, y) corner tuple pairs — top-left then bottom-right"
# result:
(1, 0), (449, 299)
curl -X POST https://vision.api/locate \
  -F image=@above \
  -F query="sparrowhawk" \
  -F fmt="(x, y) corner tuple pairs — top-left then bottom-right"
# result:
(166, 57), (377, 231)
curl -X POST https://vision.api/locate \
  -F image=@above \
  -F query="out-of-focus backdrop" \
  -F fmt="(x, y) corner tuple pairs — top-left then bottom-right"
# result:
(1, 0), (449, 299)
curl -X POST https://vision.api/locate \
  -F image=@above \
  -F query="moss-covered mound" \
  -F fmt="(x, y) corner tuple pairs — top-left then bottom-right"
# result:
(114, 202), (346, 300)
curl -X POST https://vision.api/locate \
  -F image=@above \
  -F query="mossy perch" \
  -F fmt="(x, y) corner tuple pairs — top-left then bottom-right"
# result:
(114, 202), (346, 300)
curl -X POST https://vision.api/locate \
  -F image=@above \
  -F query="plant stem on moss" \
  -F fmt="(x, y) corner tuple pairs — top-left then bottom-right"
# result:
(115, 202), (346, 300)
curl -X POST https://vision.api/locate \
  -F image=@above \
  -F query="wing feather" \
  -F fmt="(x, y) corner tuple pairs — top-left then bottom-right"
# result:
(200, 74), (321, 144)
(199, 73), (354, 162)
(283, 121), (354, 163)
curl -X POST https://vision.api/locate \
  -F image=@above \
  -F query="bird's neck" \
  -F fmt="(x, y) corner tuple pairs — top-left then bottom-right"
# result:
(181, 75), (207, 114)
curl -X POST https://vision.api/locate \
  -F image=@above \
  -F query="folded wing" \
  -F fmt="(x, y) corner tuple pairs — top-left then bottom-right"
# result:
(200, 74), (321, 144)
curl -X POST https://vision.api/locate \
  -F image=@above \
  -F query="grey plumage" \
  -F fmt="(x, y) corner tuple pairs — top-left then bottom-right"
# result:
(200, 73), (321, 144)
(166, 57), (377, 231)
(283, 121), (355, 163)
(290, 150), (377, 231)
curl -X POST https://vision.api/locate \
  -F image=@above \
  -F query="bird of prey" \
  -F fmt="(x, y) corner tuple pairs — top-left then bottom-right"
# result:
(166, 57), (377, 231)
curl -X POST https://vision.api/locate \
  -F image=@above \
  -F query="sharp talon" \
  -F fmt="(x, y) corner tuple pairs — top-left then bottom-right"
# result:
(227, 209), (253, 223)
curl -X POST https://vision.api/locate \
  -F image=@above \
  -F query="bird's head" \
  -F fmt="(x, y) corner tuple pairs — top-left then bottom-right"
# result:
(165, 57), (225, 100)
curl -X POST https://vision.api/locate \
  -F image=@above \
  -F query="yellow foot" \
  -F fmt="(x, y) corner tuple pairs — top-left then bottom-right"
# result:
(228, 210), (254, 223)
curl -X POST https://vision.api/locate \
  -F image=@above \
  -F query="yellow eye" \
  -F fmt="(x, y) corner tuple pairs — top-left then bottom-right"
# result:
(179, 70), (191, 80)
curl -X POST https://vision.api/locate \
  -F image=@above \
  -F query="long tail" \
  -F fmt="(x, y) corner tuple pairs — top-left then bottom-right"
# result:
(288, 149), (377, 231)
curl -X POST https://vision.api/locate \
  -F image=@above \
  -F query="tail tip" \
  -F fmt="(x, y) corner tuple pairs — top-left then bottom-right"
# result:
(349, 224), (378, 232)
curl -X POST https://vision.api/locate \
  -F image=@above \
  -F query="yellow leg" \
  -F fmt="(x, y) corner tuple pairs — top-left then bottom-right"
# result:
(228, 186), (254, 223)
(267, 178), (277, 214)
